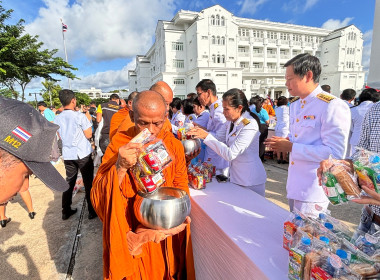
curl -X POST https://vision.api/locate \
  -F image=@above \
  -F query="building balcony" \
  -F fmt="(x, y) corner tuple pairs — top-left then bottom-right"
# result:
(280, 54), (290, 59)
(243, 68), (251, 72)
(253, 38), (264, 43)
(251, 84), (261, 90)
(267, 39), (276, 44)
(253, 52), (263, 57)
(239, 36), (249, 41)
(238, 52), (250, 57)
(267, 53), (277, 58)
(267, 68), (277, 73)
(252, 67), (264, 73)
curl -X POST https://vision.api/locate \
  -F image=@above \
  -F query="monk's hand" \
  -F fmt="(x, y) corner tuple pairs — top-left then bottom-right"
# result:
(264, 136), (292, 153)
(127, 226), (167, 256)
(116, 142), (143, 171)
(186, 127), (208, 140)
(185, 148), (201, 165)
(159, 216), (191, 237)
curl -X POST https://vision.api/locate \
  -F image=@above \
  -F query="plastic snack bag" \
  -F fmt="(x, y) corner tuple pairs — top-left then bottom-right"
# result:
(137, 140), (172, 175)
(322, 155), (361, 205)
(131, 166), (165, 193)
(353, 148), (380, 193)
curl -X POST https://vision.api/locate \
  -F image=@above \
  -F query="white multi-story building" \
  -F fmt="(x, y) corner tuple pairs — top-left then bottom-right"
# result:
(78, 87), (129, 99)
(128, 5), (365, 99)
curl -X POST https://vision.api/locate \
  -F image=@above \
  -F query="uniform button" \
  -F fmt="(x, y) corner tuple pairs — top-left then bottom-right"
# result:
(291, 161), (294, 165)
(301, 105), (304, 109)
(296, 119), (299, 122)
(295, 134), (298, 137)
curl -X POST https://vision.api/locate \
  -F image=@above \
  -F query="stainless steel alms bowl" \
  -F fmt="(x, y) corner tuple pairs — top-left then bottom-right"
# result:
(182, 139), (201, 155)
(134, 187), (191, 230)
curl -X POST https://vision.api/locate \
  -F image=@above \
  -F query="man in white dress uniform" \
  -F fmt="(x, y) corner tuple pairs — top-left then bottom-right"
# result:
(265, 54), (351, 217)
(195, 79), (228, 175)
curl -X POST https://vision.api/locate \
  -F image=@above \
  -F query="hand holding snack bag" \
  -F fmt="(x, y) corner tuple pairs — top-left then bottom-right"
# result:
(353, 148), (380, 193)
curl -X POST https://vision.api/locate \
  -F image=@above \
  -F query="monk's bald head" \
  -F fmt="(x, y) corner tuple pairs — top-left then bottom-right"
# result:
(132, 91), (167, 135)
(150, 81), (173, 110)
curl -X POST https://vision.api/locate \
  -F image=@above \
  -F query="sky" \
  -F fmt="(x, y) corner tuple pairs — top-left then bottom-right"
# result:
(2, 0), (376, 98)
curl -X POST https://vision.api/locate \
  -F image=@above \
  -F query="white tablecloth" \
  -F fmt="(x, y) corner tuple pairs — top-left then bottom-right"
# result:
(190, 181), (289, 280)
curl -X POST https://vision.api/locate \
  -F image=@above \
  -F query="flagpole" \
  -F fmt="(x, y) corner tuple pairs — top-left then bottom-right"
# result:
(60, 19), (71, 90)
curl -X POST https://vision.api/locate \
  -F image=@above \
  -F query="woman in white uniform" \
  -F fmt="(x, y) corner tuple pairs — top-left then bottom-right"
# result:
(169, 97), (185, 134)
(274, 96), (290, 163)
(187, 88), (267, 196)
(181, 99), (197, 125)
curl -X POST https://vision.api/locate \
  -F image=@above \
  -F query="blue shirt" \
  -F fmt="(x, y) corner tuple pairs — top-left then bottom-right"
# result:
(193, 110), (210, 128)
(54, 110), (92, 160)
(43, 108), (55, 122)
(250, 105), (269, 124)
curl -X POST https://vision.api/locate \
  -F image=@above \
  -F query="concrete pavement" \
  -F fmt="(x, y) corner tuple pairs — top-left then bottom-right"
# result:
(0, 160), (363, 279)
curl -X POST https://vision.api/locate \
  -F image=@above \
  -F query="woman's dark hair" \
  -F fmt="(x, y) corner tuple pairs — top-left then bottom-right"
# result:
(193, 97), (202, 107)
(223, 88), (260, 127)
(358, 88), (380, 104)
(277, 96), (288, 106)
(170, 97), (182, 110)
(249, 95), (264, 113)
(181, 99), (194, 115)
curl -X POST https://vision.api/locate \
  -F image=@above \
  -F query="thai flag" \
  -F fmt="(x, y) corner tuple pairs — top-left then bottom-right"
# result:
(62, 23), (68, 32)
(12, 126), (32, 142)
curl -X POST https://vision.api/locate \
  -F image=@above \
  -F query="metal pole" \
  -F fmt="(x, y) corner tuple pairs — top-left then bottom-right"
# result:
(61, 19), (71, 90)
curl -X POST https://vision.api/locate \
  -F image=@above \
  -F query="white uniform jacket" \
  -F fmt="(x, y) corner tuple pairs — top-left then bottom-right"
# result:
(350, 101), (374, 150)
(205, 99), (228, 170)
(204, 111), (267, 186)
(184, 114), (197, 125)
(274, 105), (290, 138)
(171, 111), (186, 134)
(287, 85), (351, 202)
(194, 110), (210, 128)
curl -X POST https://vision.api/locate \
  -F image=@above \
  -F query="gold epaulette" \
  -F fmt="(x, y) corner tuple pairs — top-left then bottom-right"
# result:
(242, 118), (250, 126)
(289, 97), (300, 104)
(214, 103), (219, 109)
(189, 116), (193, 120)
(317, 93), (335, 103)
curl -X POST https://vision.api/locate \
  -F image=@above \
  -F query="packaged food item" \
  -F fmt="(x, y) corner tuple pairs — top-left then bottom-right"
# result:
(130, 128), (155, 144)
(353, 148), (380, 193)
(321, 156), (360, 205)
(188, 171), (205, 190)
(177, 123), (194, 140)
(138, 140), (172, 175)
(351, 230), (380, 257)
(288, 237), (312, 280)
(131, 166), (165, 193)
(284, 221), (298, 251)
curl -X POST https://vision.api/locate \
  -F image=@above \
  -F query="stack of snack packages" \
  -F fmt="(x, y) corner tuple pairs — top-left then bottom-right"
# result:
(177, 123), (194, 141)
(284, 209), (380, 280)
(130, 129), (172, 193)
(353, 148), (380, 194)
(187, 159), (215, 190)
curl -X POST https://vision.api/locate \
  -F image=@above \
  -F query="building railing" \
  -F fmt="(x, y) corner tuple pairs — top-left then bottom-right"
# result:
(253, 52), (263, 57)
(267, 53), (277, 58)
(239, 36), (250, 41)
(238, 52), (250, 57)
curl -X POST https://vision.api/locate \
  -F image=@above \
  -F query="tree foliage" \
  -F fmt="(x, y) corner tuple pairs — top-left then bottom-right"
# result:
(0, 4), (78, 101)
(41, 80), (62, 108)
(75, 92), (91, 106)
(91, 97), (109, 106)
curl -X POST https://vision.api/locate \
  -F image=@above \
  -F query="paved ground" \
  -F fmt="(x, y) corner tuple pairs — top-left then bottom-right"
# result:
(0, 159), (363, 279)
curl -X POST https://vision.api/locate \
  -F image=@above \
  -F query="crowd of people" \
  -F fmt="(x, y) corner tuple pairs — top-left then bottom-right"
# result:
(2, 52), (380, 279)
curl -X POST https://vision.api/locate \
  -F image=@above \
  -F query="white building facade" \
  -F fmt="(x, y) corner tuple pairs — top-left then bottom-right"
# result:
(78, 87), (129, 99)
(128, 5), (365, 99)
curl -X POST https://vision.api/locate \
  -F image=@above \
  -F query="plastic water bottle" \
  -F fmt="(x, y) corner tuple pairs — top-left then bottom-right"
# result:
(293, 216), (304, 227)
(318, 213), (327, 223)
(336, 249), (349, 266)
(320, 254), (344, 277)
(319, 236), (330, 246)
(298, 237), (311, 253)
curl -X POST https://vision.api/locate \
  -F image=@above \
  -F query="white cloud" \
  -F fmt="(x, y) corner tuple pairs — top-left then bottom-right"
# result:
(238, 0), (269, 15)
(362, 30), (372, 70)
(321, 17), (354, 30)
(25, 0), (176, 61)
(282, 0), (320, 13)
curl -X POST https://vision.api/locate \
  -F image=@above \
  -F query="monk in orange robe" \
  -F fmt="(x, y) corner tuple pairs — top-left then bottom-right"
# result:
(109, 91), (139, 141)
(91, 90), (195, 280)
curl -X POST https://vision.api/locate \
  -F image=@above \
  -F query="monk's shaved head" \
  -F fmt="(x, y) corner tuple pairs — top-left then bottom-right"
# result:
(150, 81), (173, 111)
(132, 91), (167, 136)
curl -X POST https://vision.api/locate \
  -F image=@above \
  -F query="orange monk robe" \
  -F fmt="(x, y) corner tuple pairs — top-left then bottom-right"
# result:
(109, 107), (131, 141)
(263, 103), (276, 117)
(91, 124), (195, 280)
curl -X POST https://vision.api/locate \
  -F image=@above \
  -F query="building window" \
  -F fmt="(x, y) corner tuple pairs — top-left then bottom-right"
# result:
(221, 16), (225, 26)
(267, 31), (277, 39)
(216, 15), (220, 25)
(240, 62), (248, 68)
(211, 15), (215, 25)
(212, 36), (216, 44)
(252, 63), (260, 68)
(217, 55), (221, 63)
(173, 79), (185, 85)
(216, 36), (220, 45)
(202, 36), (208, 40)
(173, 59), (184, 68)
(221, 36), (225, 45)
(280, 33), (290, 40)
(232, 74), (238, 77)
(253, 30), (263, 38)
(172, 42), (183, 51)
(221, 55), (225, 63)
(229, 56), (234, 59)
(205, 73), (211, 76)
(229, 38), (234, 42)
(238, 46), (247, 52)
(238, 28), (249, 37)
(292, 34), (301, 41)
(251, 79), (257, 84)
(202, 55), (208, 59)
(212, 55), (216, 63)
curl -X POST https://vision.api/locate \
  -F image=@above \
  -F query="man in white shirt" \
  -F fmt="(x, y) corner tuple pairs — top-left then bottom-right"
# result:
(265, 54), (350, 217)
(340, 88), (356, 108)
(54, 89), (97, 220)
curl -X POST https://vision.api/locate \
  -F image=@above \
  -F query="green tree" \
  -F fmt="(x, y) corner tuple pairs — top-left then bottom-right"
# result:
(41, 80), (62, 108)
(0, 4), (78, 101)
(91, 97), (108, 106)
(75, 92), (91, 106)
(0, 87), (14, 98)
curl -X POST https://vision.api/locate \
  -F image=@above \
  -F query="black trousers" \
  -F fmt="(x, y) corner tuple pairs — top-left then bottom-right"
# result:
(259, 124), (269, 160)
(62, 154), (95, 215)
(99, 134), (110, 155)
